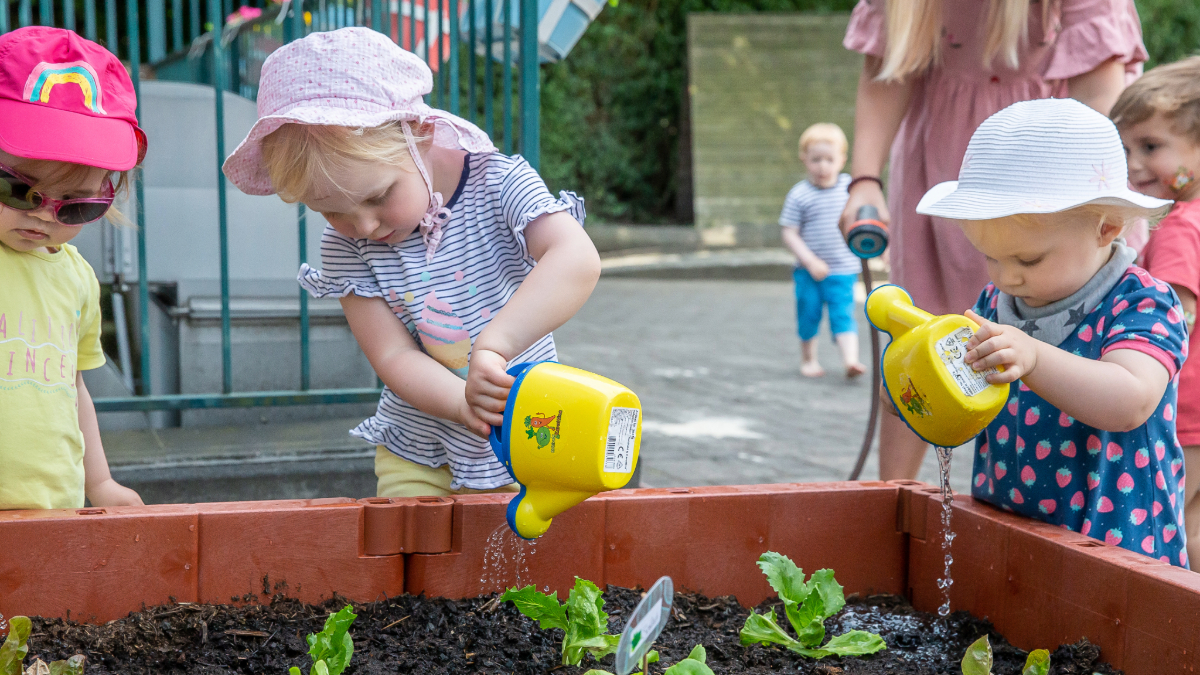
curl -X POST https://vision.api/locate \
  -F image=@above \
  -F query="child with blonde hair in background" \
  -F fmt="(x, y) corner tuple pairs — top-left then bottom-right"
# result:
(223, 28), (600, 498)
(0, 27), (144, 509)
(1112, 55), (1200, 569)
(781, 123), (865, 379)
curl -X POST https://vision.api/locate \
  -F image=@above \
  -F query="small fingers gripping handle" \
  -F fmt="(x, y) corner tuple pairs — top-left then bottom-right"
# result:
(847, 205), (889, 259)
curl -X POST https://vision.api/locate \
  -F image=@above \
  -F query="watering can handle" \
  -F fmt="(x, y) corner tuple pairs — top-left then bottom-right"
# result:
(487, 361), (544, 476)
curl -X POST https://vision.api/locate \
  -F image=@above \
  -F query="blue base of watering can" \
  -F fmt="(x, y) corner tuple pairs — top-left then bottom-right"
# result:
(489, 362), (541, 539)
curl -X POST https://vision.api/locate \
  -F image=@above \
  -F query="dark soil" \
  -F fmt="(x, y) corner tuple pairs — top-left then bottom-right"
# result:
(22, 589), (1120, 675)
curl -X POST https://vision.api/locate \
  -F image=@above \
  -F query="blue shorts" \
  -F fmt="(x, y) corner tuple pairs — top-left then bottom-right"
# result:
(793, 268), (857, 341)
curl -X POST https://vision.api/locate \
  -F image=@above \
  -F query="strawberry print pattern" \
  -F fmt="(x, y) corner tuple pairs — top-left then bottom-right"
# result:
(970, 269), (1189, 568)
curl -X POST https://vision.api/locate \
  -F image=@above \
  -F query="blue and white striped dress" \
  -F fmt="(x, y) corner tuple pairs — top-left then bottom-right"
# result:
(298, 152), (586, 489)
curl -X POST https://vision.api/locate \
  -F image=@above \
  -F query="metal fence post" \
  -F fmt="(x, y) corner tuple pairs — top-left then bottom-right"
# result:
(467, 0), (475, 122)
(147, 0), (167, 61)
(19, 0), (31, 27)
(127, 0), (154, 396)
(84, 0), (97, 40)
(449, 0), (458, 115)
(37, 0), (50, 25)
(104, 0), (116, 50)
(189, 0), (200, 40)
(1, 0), (9, 33)
(518, 0), (537, 168)
(483, 0), (492, 136)
(290, 0), (312, 392)
(171, 0), (184, 52)
(502, 0), (510, 153)
(208, 0), (233, 394)
(63, 0), (76, 31)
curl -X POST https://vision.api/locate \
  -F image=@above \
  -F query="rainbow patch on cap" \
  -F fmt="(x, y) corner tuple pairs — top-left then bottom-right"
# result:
(22, 61), (106, 115)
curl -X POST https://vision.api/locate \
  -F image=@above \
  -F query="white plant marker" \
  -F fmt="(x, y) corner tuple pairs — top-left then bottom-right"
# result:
(615, 576), (673, 675)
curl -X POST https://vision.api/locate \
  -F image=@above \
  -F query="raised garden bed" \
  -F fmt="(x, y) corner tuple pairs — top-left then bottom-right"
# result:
(2, 481), (1198, 674)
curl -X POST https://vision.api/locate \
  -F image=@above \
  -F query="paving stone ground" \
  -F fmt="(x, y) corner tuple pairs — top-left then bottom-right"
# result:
(554, 277), (975, 491)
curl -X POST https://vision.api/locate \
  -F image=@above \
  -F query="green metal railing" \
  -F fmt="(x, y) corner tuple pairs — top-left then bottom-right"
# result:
(1, 0), (541, 413)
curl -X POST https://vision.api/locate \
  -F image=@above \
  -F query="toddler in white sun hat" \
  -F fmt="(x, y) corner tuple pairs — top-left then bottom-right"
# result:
(913, 98), (1188, 565)
(223, 28), (601, 498)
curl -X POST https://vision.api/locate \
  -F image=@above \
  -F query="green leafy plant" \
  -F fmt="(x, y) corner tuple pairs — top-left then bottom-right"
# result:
(0, 617), (84, 675)
(738, 552), (886, 659)
(501, 578), (622, 666)
(961, 636), (1050, 675)
(288, 605), (357, 675)
(585, 644), (715, 675)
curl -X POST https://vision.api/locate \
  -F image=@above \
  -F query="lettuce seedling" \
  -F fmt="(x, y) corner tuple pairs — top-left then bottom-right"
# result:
(739, 552), (886, 659)
(584, 644), (715, 675)
(961, 635), (1049, 675)
(0, 617), (84, 675)
(289, 604), (357, 675)
(502, 578), (622, 666)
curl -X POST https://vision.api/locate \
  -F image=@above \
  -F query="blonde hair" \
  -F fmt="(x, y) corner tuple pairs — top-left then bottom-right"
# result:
(799, 123), (848, 156)
(878, 0), (1046, 82)
(1110, 56), (1200, 144)
(260, 120), (436, 203)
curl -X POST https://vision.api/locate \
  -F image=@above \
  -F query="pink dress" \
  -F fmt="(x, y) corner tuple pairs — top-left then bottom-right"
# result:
(844, 0), (1147, 315)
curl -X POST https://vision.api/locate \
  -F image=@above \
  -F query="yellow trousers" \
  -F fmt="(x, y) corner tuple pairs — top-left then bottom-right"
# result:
(375, 446), (520, 498)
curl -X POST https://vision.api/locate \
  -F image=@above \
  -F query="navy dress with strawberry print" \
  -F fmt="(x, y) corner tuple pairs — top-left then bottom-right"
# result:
(970, 267), (1190, 568)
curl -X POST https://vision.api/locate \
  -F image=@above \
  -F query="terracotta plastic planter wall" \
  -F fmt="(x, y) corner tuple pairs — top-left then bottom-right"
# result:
(1, 481), (1197, 674)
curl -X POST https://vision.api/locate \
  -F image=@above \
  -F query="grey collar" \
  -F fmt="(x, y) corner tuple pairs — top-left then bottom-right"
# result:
(994, 240), (1136, 347)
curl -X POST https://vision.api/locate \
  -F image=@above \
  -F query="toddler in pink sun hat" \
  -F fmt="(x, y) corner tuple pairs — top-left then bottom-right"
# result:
(223, 27), (601, 498)
(0, 26), (145, 510)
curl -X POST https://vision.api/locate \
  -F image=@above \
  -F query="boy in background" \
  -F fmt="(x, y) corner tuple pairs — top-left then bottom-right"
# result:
(781, 123), (865, 378)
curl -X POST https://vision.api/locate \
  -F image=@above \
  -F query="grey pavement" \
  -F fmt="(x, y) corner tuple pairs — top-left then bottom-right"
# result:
(104, 257), (973, 503)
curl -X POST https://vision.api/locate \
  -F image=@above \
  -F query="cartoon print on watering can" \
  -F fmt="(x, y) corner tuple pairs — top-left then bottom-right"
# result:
(525, 411), (562, 450)
(899, 375), (932, 419)
(415, 290), (472, 378)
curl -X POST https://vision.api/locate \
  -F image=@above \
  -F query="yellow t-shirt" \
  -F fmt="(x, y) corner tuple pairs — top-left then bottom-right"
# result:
(0, 242), (105, 510)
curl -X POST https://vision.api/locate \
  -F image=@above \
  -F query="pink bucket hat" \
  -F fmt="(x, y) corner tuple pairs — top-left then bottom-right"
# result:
(0, 26), (147, 171)
(223, 27), (495, 261)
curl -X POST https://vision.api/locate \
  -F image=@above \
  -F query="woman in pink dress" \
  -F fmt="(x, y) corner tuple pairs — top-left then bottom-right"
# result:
(840, 0), (1148, 480)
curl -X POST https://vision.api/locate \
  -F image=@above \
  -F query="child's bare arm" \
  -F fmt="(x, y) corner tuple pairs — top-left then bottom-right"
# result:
(781, 227), (830, 281)
(964, 310), (1170, 432)
(78, 373), (144, 507)
(340, 294), (489, 436)
(468, 212), (601, 425)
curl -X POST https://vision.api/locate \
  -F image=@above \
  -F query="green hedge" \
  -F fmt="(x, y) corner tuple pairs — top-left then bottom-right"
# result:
(541, 0), (1198, 225)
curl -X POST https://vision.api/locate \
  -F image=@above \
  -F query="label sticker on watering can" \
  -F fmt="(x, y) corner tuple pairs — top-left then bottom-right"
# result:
(935, 327), (996, 397)
(616, 576), (673, 675)
(605, 407), (639, 473)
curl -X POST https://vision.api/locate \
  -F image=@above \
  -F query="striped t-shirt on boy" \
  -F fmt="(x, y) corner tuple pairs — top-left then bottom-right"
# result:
(299, 152), (585, 490)
(780, 173), (859, 276)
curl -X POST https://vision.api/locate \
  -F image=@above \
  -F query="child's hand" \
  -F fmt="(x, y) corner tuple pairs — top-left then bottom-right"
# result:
(807, 258), (831, 282)
(465, 348), (516, 431)
(86, 479), (144, 507)
(963, 310), (1038, 383)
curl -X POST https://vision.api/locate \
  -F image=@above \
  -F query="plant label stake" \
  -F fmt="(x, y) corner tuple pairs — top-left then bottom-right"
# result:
(615, 576), (673, 675)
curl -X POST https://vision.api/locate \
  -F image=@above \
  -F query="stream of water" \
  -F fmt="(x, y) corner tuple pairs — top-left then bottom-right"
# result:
(480, 523), (537, 589)
(934, 446), (956, 619)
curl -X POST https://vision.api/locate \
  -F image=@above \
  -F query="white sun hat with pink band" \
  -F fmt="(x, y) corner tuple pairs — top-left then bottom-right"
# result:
(223, 27), (496, 261)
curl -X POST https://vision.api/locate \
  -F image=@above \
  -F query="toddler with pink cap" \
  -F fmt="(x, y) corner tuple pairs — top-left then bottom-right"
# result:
(223, 28), (601, 497)
(0, 27), (145, 509)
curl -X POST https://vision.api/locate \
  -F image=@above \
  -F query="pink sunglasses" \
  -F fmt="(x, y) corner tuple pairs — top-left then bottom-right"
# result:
(0, 161), (115, 226)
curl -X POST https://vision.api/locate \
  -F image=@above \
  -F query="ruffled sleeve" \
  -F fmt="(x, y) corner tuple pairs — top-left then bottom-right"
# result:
(499, 155), (587, 260)
(1042, 0), (1147, 82)
(843, 0), (885, 59)
(295, 226), (385, 299)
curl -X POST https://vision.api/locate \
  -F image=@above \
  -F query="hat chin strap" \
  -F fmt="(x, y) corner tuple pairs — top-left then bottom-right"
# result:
(403, 121), (452, 264)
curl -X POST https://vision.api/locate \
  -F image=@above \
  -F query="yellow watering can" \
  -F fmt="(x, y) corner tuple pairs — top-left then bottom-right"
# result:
(865, 285), (1008, 448)
(490, 362), (642, 539)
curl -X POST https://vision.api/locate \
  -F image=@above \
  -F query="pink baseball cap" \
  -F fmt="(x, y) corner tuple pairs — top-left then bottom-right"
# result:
(0, 26), (147, 171)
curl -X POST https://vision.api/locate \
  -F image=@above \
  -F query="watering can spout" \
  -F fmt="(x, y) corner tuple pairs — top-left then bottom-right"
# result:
(865, 285), (933, 337)
(509, 487), (593, 539)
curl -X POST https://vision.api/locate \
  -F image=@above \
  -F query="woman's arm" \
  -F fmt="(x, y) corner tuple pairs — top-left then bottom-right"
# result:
(468, 213), (602, 426)
(1067, 57), (1126, 115)
(340, 294), (488, 436)
(79, 373), (144, 506)
(1171, 284), (1197, 331)
(964, 310), (1169, 431)
(781, 227), (830, 281)
(839, 56), (915, 236)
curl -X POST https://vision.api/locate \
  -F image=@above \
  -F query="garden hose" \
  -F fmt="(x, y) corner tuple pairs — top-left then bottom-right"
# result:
(845, 205), (889, 481)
